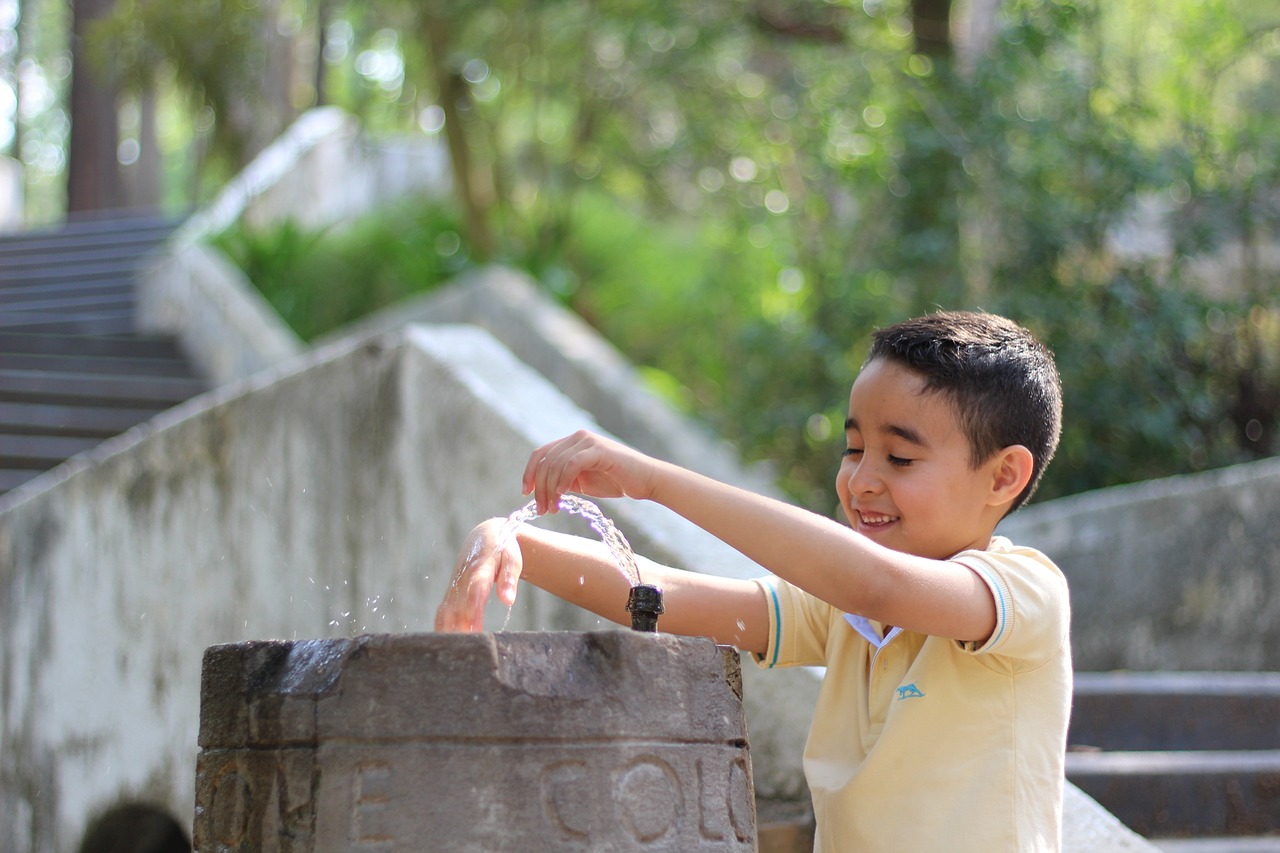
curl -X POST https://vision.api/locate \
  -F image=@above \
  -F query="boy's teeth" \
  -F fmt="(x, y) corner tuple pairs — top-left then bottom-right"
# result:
(861, 511), (895, 524)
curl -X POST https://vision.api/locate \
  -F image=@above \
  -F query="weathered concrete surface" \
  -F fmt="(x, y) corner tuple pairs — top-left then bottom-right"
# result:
(138, 241), (305, 386)
(316, 264), (783, 500)
(0, 325), (804, 852)
(1000, 459), (1280, 671)
(194, 632), (755, 852)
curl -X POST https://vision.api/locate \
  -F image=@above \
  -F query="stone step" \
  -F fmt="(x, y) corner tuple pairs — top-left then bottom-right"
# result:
(0, 349), (194, 379)
(0, 242), (168, 273)
(1071, 672), (1280, 752)
(1153, 837), (1280, 852)
(0, 279), (132, 302)
(0, 467), (40, 492)
(1065, 749), (1280, 837)
(0, 432), (102, 469)
(0, 367), (204, 407)
(0, 213), (203, 498)
(756, 799), (814, 853)
(0, 310), (136, 335)
(0, 257), (141, 284)
(0, 211), (176, 255)
(0, 331), (188, 360)
(1, 289), (135, 315)
(0, 401), (168, 438)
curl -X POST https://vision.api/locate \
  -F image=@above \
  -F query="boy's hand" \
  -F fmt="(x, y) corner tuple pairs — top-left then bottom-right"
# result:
(434, 519), (523, 633)
(523, 430), (658, 515)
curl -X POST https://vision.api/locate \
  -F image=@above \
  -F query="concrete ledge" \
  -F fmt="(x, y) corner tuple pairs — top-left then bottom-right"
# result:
(317, 265), (784, 498)
(1001, 458), (1280, 671)
(1071, 672), (1280, 751)
(1154, 838), (1280, 852)
(136, 241), (304, 386)
(1067, 750), (1280, 836)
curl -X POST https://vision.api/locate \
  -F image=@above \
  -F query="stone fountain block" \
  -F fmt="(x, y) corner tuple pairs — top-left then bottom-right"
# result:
(193, 632), (756, 852)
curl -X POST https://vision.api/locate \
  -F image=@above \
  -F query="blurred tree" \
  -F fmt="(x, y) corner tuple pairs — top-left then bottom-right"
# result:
(67, 0), (122, 212)
(1, 0), (21, 160)
(44, 0), (1280, 505)
(91, 0), (306, 193)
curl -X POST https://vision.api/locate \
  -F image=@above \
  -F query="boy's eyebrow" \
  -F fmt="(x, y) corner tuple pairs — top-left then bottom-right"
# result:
(844, 417), (929, 448)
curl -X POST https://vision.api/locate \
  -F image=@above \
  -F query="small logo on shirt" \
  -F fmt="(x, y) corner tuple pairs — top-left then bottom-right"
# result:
(896, 682), (925, 700)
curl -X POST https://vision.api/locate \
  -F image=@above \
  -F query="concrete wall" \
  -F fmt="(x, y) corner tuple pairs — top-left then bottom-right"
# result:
(1000, 458), (1280, 672)
(0, 325), (819, 852)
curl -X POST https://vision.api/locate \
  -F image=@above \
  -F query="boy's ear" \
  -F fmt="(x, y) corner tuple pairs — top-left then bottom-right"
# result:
(988, 445), (1035, 507)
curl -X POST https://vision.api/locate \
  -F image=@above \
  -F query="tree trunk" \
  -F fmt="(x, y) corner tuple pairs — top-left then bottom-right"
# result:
(66, 0), (123, 216)
(125, 88), (162, 208)
(899, 0), (963, 307)
(224, 0), (295, 166)
(912, 0), (953, 57)
(422, 11), (495, 261)
(314, 0), (330, 106)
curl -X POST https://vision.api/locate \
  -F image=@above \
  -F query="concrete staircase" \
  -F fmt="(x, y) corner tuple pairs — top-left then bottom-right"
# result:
(1067, 671), (1280, 850)
(0, 212), (206, 497)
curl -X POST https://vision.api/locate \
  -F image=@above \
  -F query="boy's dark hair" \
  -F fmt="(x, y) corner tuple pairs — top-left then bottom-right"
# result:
(867, 310), (1062, 514)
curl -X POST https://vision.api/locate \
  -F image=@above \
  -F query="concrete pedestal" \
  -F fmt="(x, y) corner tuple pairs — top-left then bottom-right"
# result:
(194, 632), (756, 852)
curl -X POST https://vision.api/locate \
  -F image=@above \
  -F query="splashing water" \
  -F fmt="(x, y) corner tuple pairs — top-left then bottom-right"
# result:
(498, 495), (641, 587)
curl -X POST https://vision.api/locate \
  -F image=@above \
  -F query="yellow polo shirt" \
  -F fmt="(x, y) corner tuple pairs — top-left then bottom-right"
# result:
(754, 536), (1071, 852)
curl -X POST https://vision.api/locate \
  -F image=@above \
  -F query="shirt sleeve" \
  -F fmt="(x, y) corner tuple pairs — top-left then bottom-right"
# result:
(750, 576), (835, 669)
(950, 545), (1070, 668)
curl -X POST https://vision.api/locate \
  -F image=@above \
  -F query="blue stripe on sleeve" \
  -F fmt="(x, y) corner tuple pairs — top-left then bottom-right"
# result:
(765, 581), (782, 668)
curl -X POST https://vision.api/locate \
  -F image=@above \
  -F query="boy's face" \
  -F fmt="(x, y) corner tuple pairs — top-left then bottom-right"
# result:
(838, 357), (1002, 560)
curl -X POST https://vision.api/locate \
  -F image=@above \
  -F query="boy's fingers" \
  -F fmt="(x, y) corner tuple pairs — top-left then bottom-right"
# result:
(497, 550), (521, 606)
(463, 564), (495, 631)
(435, 578), (473, 632)
(524, 436), (570, 510)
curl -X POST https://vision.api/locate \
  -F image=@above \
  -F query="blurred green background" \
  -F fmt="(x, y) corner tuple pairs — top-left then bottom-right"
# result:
(3, 0), (1278, 513)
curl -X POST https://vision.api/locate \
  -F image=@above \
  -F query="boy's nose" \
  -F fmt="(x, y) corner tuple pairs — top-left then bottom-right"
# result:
(846, 462), (883, 495)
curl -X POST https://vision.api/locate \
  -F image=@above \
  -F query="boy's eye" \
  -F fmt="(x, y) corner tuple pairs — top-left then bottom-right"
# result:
(888, 455), (913, 467)
(842, 447), (862, 458)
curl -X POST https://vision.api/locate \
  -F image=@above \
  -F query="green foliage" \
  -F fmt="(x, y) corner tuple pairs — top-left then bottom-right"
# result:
(212, 199), (470, 340)
(207, 0), (1279, 514)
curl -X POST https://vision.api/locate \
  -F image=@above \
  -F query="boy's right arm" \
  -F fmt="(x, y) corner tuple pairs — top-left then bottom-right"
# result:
(434, 519), (771, 655)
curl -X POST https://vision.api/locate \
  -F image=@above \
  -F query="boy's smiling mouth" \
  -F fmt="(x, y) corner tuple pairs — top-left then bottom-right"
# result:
(857, 510), (899, 528)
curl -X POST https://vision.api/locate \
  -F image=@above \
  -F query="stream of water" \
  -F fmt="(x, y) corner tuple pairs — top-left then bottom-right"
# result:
(497, 495), (641, 587)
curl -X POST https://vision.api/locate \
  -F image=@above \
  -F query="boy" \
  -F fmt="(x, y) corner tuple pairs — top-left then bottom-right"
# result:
(436, 310), (1070, 851)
